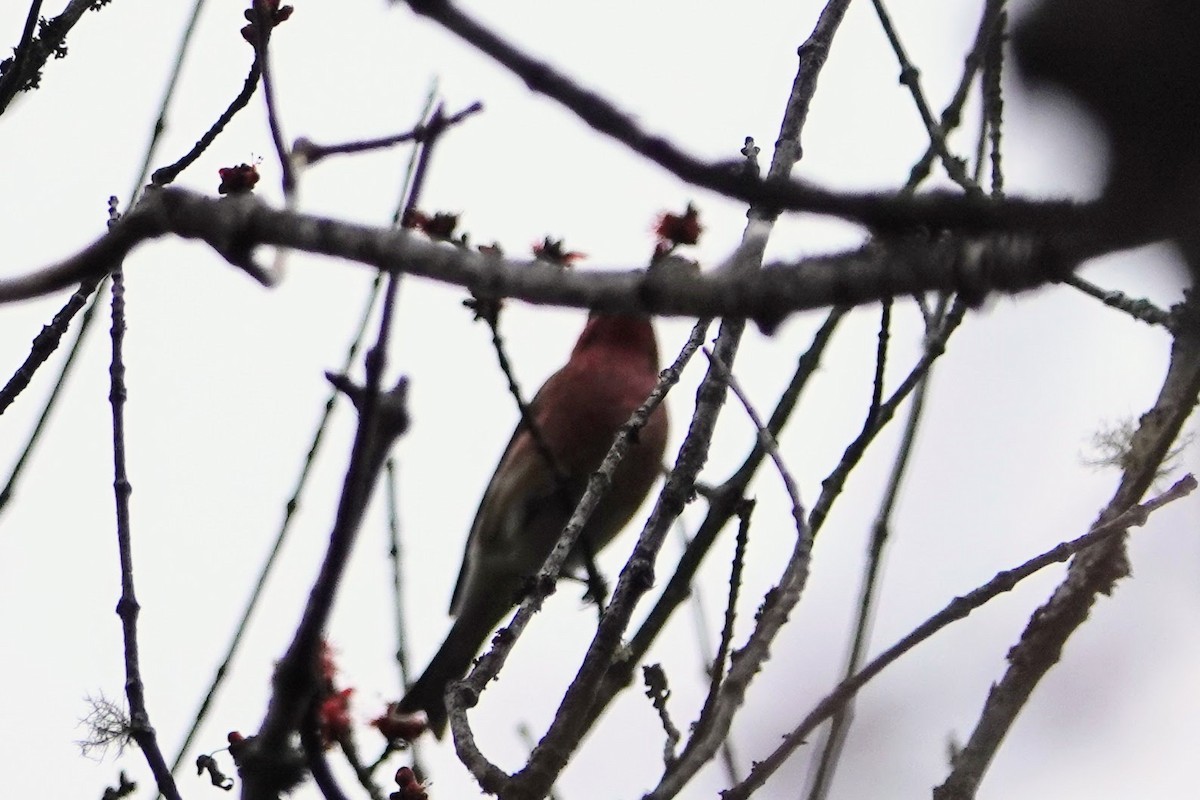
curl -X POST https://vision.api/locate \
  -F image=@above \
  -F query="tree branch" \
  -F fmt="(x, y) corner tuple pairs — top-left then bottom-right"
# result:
(933, 290), (1200, 800)
(725, 472), (1198, 800)
(2, 186), (1084, 324)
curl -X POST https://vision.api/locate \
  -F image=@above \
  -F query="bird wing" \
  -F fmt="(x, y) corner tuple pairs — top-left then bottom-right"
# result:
(448, 399), (559, 615)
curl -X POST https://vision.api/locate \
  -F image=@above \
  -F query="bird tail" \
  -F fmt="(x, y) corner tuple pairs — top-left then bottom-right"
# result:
(398, 609), (499, 738)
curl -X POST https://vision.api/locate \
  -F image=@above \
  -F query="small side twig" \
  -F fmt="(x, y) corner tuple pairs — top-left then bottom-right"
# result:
(385, 459), (411, 687)
(673, 518), (743, 785)
(474, 303), (567, 481)
(293, 102), (483, 167)
(689, 497), (753, 754)
(643, 664), (682, 766)
(808, 298), (968, 533)
(0, 275), (101, 415)
(982, 5), (1007, 198)
(1062, 273), (1172, 328)
(151, 57), (262, 186)
(646, 350), (811, 800)
(870, 0), (980, 195)
(866, 298), (891, 425)
(249, 1), (296, 197)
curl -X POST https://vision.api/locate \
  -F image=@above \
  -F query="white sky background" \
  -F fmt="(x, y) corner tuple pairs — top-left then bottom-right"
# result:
(0, 1), (1197, 799)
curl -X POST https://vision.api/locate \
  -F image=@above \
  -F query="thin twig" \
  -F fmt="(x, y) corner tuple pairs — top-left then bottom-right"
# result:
(128, 0), (212, 203)
(983, 6), (1007, 198)
(151, 57), (262, 186)
(673, 518), (743, 785)
(0, 275), (101, 416)
(385, 459), (410, 687)
(250, 2), (296, 197)
(808, 299), (968, 534)
(870, 0), (980, 195)
(477, 307), (567, 481)
(108, 267), (182, 800)
(866, 298), (891, 425)
(702, 349), (804, 513)
(690, 498), (753, 760)
(0, 276), (106, 516)
(643, 663), (683, 766)
(294, 102), (483, 166)
(905, 0), (1007, 189)
(1062, 273), (1171, 328)
(804, 303), (944, 800)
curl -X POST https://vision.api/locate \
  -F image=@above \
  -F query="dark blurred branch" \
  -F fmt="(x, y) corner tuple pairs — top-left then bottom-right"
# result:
(399, 0), (1082, 235)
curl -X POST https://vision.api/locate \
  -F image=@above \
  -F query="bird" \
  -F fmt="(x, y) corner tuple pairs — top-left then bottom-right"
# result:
(398, 312), (669, 737)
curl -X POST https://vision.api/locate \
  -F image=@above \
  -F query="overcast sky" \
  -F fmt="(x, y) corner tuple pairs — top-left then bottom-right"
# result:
(0, 2), (1196, 799)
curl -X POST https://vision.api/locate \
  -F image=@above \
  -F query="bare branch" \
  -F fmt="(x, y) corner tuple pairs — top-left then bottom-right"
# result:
(725, 473), (1198, 800)
(870, 0), (980, 195)
(399, 0), (1090, 238)
(293, 102), (483, 166)
(933, 292), (1200, 800)
(108, 268), (182, 800)
(0, 186), (1078, 323)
